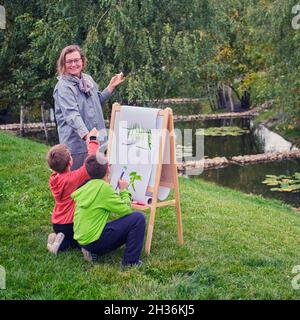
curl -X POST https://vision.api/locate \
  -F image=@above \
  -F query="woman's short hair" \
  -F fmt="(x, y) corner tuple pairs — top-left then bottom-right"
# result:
(56, 44), (87, 75)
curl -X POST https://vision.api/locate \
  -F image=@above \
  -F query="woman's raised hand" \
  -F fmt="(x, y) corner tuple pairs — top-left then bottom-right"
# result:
(107, 72), (125, 93)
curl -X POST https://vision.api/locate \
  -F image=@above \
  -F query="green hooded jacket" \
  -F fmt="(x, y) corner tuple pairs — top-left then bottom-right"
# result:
(72, 179), (132, 245)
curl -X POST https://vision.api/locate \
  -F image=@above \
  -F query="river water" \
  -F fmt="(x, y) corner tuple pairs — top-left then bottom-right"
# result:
(174, 118), (300, 207)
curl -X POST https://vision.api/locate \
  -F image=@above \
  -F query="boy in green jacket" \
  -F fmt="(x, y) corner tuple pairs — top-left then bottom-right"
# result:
(71, 152), (145, 266)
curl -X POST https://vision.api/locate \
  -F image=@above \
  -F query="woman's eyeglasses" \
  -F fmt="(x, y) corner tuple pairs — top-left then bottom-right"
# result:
(65, 58), (82, 66)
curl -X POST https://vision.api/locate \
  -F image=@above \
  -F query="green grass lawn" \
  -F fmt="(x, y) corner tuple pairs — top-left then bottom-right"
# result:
(1, 131), (300, 299)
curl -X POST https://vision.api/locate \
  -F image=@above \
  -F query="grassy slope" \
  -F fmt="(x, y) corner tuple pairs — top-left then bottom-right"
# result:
(1, 131), (300, 300)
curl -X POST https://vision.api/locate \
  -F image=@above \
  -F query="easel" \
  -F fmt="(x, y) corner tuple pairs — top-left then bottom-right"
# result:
(108, 103), (184, 254)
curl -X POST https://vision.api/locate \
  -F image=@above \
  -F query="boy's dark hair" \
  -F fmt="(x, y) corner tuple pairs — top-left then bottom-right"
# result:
(47, 144), (71, 173)
(85, 152), (108, 179)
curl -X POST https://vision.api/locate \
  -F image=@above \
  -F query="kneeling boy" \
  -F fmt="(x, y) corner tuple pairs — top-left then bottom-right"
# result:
(71, 152), (145, 266)
(47, 128), (99, 254)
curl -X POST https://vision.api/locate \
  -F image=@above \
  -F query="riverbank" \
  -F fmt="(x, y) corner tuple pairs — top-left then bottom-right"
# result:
(1, 131), (300, 299)
(254, 103), (300, 146)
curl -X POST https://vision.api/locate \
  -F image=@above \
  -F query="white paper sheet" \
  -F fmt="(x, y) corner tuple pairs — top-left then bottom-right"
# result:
(110, 106), (163, 204)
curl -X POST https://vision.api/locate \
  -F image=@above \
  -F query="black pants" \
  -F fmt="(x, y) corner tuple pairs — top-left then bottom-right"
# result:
(82, 212), (146, 265)
(53, 223), (80, 252)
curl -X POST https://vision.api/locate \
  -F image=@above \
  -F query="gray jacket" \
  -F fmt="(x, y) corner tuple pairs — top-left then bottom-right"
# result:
(53, 73), (111, 155)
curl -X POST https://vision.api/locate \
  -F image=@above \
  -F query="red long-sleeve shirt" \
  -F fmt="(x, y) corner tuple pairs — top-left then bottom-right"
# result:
(49, 140), (99, 224)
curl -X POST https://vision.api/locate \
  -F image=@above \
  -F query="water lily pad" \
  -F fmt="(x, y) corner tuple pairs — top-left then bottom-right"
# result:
(294, 173), (300, 180)
(264, 181), (279, 186)
(278, 175), (288, 179)
(262, 172), (300, 193)
(290, 184), (300, 190)
(278, 188), (293, 192)
(270, 188), (282, 192)
(196, 126), (249, 137)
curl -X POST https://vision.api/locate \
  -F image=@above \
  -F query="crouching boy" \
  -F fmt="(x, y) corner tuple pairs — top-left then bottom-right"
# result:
(46, 128), (99, 254)
(71, 152), (145, 266)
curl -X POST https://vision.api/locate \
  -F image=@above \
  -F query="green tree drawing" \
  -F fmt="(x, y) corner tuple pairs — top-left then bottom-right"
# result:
(129, 171), (142, 192)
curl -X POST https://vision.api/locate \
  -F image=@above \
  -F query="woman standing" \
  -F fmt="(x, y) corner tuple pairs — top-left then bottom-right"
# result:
(53, 44), (125, 170)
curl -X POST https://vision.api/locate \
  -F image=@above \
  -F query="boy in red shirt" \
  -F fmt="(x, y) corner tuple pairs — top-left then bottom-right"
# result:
(46, 128), (99, 254)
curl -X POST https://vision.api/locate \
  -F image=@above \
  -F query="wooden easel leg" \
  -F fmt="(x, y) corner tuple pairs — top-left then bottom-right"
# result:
(144, 109), (169, 255)
(174, 186), (184, 245)
(168, 110), (184, 245)
(145, 205), (156, 255)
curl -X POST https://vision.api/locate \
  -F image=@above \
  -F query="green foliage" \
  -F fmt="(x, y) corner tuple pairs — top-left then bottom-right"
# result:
(1, 0), (300, 127)
(0, 0), (239, 115)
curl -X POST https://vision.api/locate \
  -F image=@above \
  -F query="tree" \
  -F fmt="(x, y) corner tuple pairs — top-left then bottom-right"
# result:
(1, 0), (300, 127)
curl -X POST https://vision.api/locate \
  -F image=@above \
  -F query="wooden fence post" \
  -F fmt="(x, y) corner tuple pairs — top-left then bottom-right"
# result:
(41, 101), (48, 142)
(20, 105), (24, 136)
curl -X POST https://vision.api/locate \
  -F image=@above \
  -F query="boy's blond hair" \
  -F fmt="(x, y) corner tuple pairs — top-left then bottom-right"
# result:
(47, 144), (71, 173)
